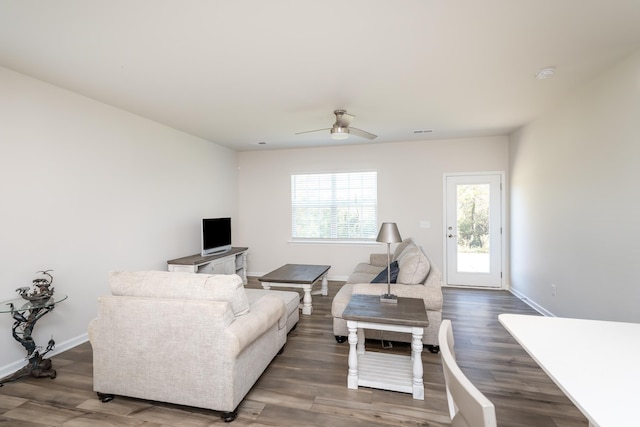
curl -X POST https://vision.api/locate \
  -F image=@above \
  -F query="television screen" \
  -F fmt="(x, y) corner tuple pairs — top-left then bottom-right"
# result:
(201, 217), (232, 256)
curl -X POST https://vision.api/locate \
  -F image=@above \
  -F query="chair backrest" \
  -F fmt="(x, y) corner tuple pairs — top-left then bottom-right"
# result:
(439, 320), (497, 427)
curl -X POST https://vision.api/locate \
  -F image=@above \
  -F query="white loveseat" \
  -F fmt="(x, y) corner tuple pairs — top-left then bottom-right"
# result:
(331, 238), (443, 351)
(88, 271), (295, 422)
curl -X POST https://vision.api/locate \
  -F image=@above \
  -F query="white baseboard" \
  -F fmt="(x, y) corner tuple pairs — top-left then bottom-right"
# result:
(0, 333), (88, 380)
(509, 288), (556, 317)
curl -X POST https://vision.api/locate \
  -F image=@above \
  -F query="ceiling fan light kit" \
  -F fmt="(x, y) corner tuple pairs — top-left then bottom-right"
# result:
(331, 127), (350, 140)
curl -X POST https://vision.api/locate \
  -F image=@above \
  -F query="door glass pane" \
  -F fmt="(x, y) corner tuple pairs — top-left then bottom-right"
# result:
(457, 184), (490, 273)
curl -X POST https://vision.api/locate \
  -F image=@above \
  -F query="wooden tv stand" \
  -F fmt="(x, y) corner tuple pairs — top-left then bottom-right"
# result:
(167, 247), (248, 284)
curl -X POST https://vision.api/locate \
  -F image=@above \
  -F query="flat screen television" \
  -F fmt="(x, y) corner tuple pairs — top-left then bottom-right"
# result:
(201, 217), (232, 256)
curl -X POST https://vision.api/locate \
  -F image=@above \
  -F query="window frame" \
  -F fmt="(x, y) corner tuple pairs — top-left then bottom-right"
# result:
(290, 170), (378, 243)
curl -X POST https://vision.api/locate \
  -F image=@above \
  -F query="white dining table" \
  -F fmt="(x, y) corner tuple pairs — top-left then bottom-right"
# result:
(499, 313), (640, 427)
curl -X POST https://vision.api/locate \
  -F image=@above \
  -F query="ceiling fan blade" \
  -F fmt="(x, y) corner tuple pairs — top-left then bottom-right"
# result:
(349, 127), (377, 140)
(295, 128), (331, 135)
(335, 112), (354, 128)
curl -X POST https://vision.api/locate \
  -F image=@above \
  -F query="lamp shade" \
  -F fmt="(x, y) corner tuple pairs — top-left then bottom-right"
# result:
(376, 222), (402, 244)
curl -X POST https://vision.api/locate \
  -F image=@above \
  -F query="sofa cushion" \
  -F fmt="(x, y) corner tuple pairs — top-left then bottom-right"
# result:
(353, 262), (385, 275)
(346, 262), (385, 284)
(370, 260), (399, 283)
(245, 288), (299, 332)
(352, 282), (443, 311)
(346, 272), (375, 284)
(109, 271), (250, 316)
(393, 238), (416, 260)
(396, 247), (430, 284)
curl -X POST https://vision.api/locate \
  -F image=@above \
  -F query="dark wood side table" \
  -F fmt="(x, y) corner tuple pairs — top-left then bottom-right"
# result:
(0, 294), (67, 386)
(341, 294), (429, 399)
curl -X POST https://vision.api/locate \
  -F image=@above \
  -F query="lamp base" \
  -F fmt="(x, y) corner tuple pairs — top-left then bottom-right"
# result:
(380, 294), (398, 304)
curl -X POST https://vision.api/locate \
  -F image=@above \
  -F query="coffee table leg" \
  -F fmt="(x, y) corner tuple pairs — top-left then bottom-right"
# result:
(411, 327), (425, 400)
(301, 284), (313, 315)
(347, 321), (358, 389)
(311, 274), (329, 297)
(321, 274), (328, 296)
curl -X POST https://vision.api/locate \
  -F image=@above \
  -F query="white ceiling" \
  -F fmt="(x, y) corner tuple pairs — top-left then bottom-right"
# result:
(2, 1), (640, 151)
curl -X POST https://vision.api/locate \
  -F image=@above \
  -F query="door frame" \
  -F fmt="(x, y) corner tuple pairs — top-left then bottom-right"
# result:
(442, 171), (507, 289)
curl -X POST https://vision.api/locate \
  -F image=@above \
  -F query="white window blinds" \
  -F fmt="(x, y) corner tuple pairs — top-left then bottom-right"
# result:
(291, 171), (377, 241)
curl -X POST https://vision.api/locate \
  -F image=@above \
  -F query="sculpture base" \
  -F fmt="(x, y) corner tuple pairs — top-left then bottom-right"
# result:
(0, 355), (56, 387)
(380, 294), (398, 304)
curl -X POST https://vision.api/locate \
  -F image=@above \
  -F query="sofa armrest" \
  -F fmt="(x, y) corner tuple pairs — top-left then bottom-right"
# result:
(369, 253), (390, 267)
(424, 263), (442, 288)
(225, 294), (285, 356)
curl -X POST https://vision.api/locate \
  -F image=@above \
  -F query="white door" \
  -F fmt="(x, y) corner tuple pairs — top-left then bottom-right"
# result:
(445, 173), (503, 287)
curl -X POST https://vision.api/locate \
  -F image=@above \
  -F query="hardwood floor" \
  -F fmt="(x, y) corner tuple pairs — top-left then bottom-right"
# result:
(0, 279), (588, 426)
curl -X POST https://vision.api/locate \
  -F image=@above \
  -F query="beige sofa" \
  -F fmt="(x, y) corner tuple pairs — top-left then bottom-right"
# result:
(331, 238), (443, 352)
(89, 271), (298, 422)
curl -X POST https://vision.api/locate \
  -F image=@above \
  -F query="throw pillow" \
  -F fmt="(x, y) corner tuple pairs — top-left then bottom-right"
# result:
(392, 238), (415, 260)
(370, 261), (399, 283)
(397, 248), (431, 285)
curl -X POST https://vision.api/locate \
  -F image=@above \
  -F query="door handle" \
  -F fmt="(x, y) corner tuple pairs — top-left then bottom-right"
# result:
(448, 234), (457, 238)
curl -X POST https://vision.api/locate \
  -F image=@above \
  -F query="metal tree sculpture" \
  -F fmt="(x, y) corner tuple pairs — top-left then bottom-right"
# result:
(0, 270), (58, 386)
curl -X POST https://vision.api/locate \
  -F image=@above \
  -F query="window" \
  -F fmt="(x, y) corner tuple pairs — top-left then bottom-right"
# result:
(291, 171), (377, 241)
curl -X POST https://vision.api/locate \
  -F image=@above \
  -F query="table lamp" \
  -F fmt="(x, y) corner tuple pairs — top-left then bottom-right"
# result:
(376, 222), (402, 303)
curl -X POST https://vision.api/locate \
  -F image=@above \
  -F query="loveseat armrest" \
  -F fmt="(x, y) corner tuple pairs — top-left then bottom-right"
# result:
(224, 294), (285, 356)
(369, 253), (390, 267)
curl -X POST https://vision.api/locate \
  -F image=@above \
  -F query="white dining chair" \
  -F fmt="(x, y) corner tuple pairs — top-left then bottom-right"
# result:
(439, 320), (497, 427)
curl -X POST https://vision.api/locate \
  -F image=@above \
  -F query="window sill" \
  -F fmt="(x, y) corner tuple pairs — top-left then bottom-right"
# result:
(288, 239), (378, 246)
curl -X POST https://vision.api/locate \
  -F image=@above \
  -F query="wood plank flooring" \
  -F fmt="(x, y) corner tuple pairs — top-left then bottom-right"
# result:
(0, 279), (588, 426)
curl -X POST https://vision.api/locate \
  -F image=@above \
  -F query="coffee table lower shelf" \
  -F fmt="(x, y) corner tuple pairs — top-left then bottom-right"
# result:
(354, 352), (416, 394)
(346, 320), (425, 400)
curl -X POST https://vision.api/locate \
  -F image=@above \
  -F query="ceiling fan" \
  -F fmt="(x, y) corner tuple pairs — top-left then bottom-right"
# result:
(295, 109), (377, 140)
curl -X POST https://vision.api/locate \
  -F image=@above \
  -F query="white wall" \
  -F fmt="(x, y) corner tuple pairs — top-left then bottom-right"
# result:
(238, 137), (508, 279)
(0, 66), (238, 372)
(509, 49), (640, 321)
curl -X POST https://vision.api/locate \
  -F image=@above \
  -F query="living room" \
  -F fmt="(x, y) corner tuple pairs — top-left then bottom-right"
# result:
(1, 1), (640, 425)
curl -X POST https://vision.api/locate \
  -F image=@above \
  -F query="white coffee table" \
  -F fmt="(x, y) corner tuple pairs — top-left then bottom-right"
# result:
(342, 295), (429, 400)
